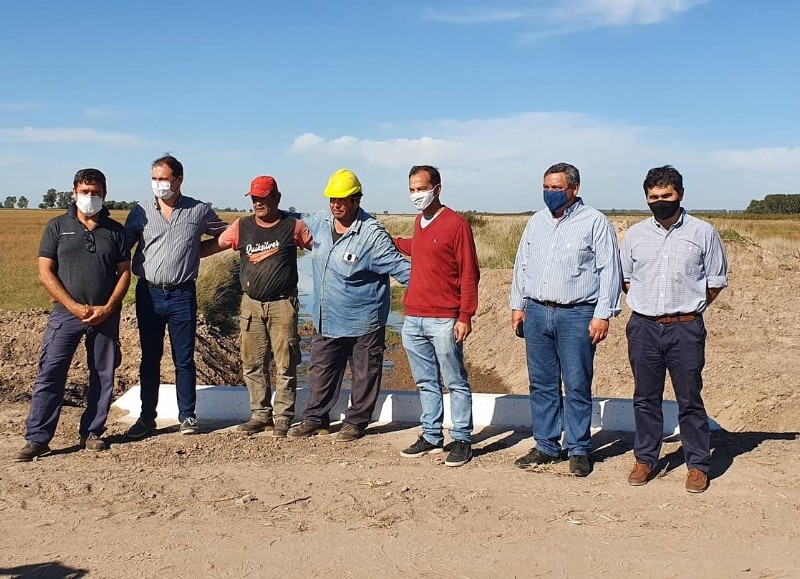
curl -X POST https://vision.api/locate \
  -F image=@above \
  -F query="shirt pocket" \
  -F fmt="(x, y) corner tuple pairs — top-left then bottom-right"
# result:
(674, 240), (703, 278)
(332, 241), (367, 278)
(560, 246), (593, 277)
(173, 221), (201, 245)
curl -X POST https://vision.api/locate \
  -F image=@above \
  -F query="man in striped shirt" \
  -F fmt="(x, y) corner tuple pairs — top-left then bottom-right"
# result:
(510, 163), (622, 477)
(124, 155), (228, 439)
(621, 165), (728, 493)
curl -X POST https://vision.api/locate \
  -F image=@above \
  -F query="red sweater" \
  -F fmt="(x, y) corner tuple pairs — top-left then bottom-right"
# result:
(394, 207), (480, 324)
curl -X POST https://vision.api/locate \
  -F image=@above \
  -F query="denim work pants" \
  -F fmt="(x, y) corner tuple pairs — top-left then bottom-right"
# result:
(627, 314), (710, 472)
(135, 281), (197, 422)
(25, 309), (121, 444)
(302, 327), (385, 431)
(239, 293), (301, 421)
(523, 300), (596, 457)
(402, 316), (473, 444)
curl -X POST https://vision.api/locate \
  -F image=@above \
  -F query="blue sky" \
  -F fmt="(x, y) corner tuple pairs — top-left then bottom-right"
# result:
(1, 0), (798, 213)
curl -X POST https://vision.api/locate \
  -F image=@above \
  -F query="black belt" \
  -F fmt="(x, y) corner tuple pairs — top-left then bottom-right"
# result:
(633, 311), (698, 324)
(532, 299), (596, 309)
(146, 280), (195, 292)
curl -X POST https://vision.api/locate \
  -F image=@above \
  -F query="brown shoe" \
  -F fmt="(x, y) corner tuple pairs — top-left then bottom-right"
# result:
(13, 442), (51, 462)
(628, 462), (654, 486)
(335, 423), (364, 443)
(685, 469), (709, 493)
(286, 421), (330, 438)
(236, 414), (274, 434)
(272, 419), (290, 438)
(80, 434), (106, 452)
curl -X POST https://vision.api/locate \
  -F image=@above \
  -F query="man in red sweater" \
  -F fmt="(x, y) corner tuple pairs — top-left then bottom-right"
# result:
(394, 165), (480, 467)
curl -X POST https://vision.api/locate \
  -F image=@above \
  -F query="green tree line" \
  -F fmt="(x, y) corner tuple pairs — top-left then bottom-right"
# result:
(746, 193), (800, 214)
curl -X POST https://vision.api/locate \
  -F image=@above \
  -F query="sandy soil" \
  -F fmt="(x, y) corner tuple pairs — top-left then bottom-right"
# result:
(1, 234), (799, 577)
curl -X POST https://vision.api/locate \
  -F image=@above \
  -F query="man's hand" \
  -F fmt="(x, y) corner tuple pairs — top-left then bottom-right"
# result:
(588, 317), (610, 344)
(511, 310), (525, 333)
(454, 321), (472, 343)
(81, 304), (113, 326)
(67, 303), (91, 321)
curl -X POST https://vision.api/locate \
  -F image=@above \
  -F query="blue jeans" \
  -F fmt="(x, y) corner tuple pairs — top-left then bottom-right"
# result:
(25, 309), (121, 444)
(136, 281), (197, 422)
(402, 316), (473, 444)
(523, 300), (595, 457)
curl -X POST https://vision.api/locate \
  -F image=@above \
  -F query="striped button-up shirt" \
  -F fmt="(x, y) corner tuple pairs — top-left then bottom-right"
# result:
(125, 194), (228, 285)
(509, 199), (622, 319)
(620, 210), (728, 316)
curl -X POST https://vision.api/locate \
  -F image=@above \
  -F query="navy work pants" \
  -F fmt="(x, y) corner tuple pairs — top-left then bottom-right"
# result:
(627, 313), (710, 472)
(25, 309), (121, 444)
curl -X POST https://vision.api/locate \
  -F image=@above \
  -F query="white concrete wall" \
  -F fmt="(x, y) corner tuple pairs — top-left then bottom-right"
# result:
(113, 385), (721, 434)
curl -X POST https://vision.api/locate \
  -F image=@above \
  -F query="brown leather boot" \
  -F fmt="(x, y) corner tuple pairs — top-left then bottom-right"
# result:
(628, 462), (654, 486)
(685, 469), (709, 493)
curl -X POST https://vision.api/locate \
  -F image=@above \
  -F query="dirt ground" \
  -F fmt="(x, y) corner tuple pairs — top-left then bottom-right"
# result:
(1, 234), (799, 577)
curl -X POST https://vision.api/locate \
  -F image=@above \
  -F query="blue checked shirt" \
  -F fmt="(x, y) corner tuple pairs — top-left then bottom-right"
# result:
(620, 210), (728, 316)
(125, 194), (228, 285)
(509, 198), (622, 319)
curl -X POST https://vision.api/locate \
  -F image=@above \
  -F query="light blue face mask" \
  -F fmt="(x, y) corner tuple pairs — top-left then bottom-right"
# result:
(543, 189), (568, 213)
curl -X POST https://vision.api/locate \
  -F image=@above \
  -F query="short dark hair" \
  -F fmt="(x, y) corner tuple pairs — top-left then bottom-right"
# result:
(152, 153), (184, 178)
(409, 165), (441, 188)
(643, 165), (684, 196)
(73, 168), (107, 193)
(544, 163), (580, 188)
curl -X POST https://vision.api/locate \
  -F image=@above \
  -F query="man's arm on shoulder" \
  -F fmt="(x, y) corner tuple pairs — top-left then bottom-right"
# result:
(294, 219), (313, 250)
(393, 236), (412, 255)
(368, 227), (411, 285)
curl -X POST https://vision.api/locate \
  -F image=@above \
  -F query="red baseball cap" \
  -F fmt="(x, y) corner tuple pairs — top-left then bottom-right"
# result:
(246, 175), (279, 196)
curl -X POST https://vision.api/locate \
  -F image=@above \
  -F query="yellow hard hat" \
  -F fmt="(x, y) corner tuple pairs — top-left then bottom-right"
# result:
(324, 168), (362, 198)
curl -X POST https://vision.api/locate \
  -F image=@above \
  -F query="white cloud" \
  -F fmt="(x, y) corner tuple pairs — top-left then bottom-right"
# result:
(710, 147), (800, 171)
(286, 111), (800, 212)
(427, 0), (709, 37)
(0, 127), (141, 145)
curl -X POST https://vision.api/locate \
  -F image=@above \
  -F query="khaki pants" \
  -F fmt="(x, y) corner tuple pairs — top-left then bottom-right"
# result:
(239, 293), (300, 421)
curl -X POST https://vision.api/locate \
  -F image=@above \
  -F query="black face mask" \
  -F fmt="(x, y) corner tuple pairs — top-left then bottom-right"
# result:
(648, 199), (680, 221)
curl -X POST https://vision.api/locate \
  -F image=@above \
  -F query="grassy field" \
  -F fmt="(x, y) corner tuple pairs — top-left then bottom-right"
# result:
(1, 208), (798, 311)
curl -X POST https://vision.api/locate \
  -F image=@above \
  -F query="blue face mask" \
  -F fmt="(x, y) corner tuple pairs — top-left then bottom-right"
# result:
(543, 189), (568, 213)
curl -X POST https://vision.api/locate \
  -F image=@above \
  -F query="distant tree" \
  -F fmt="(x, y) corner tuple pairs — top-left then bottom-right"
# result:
(3, 196), (17, 208)
(56, 191), (72, 209)
(288, 206), (296, 213)
(42, 188), (57, 208)
(17, 196), (28, 209)
(746, 193), (800, 214)
(104, 199), (138, 210)
(383, 210), (389, 215)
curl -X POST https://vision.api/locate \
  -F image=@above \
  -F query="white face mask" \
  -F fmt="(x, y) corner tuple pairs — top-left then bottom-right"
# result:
(410, 188), (437, 211)
(75, 194), (104, 216)
(151, 179), (175, 200)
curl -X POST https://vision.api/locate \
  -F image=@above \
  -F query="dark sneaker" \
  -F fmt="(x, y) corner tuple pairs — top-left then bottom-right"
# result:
(126, 418), (156, 440)
(685, 468), (709, 493)
(80, 434), (106, 452)
(286, 421), (330, 438)
(236, 414), (274, 434)
(400, 435), (444, 458)
(179, 417), (200, 436)
(569, 455), (592, 477)
(445, 441), (472, 467)
(335, 423), (364, 443)
(514, 448), (561, 468)
(272, 419), (290, 438)
(628, 462), (654, 486)
(13, 442), (51, 462)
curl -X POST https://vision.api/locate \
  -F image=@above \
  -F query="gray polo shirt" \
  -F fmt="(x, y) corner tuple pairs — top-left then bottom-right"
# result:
(39, 204), (130, 312)
(125, 194), (228, 285)
(620, 210), (728, 316)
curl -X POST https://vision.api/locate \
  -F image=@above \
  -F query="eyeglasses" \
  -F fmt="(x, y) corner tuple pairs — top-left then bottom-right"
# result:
(82, 231), (95, 253)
